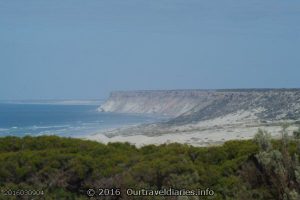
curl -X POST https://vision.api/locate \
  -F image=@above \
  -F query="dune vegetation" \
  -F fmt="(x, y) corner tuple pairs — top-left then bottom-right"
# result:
(0, 127), (300, 200)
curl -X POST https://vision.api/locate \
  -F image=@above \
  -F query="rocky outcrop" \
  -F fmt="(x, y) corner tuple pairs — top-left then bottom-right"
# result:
(99, 89), (300, 123)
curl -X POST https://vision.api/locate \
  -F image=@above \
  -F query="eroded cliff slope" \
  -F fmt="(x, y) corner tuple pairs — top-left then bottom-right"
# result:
(92, 89), (300, 146)
(98, 90), (218, 116)
(99, 89), (300, 123)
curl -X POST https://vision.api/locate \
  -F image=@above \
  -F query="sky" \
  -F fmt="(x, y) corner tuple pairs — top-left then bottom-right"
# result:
(0, 0), (300, 100)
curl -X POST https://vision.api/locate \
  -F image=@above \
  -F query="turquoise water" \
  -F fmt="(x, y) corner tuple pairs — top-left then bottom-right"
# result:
(0, 103), (158, 137)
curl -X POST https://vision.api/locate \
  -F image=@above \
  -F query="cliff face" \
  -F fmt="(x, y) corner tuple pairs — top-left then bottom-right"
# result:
(169, 89), (300, 125)
(99, 89), (300, 123)
(99, 90), (218, 116)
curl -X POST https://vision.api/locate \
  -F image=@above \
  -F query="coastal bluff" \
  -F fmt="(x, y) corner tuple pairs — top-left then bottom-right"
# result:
(92, 89), (300, 146)
(98, 89), (300, 123)
(98, 90), (211, 116)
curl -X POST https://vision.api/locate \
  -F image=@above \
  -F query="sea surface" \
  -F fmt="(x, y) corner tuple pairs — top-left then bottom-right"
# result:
(0, 103), (159, 137)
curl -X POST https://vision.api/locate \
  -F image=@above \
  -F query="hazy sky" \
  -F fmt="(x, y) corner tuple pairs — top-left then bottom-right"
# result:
(1, 0), (300, 99)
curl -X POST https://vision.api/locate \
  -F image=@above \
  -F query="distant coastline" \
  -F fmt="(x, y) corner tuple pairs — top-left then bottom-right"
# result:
(0, 99), (104, 106)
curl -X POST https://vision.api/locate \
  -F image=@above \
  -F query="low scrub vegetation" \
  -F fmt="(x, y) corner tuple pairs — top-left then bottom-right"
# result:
(0, 127), (300, 199)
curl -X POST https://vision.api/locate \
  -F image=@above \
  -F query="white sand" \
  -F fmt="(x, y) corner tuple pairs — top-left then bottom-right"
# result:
(84, 110), (299, 147)
(84, 125), (298, 147)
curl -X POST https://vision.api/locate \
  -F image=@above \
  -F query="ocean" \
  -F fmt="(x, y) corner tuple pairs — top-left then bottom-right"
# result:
(0, 103), (159, 137)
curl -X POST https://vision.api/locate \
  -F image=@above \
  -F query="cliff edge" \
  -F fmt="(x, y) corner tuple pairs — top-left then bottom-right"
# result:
(99, 89), (300, 123)
(98, 90), (218, 116)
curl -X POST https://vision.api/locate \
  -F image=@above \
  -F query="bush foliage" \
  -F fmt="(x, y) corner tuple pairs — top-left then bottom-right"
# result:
(0, 132), (299, 200)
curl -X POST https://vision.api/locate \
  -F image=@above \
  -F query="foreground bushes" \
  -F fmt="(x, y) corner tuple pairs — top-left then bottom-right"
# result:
(0, 129), (299, 199)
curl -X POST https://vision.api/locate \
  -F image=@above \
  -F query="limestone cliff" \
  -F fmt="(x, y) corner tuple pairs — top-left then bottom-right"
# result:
(99, 89), (300, 123)
(98, 90), (217, 116)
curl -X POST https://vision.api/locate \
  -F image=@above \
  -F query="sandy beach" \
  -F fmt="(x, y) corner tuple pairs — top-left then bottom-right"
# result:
(84, 110), (299, 147)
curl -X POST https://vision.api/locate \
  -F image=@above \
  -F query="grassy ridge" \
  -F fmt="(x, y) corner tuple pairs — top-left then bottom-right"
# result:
(0, 133), (299, 199)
